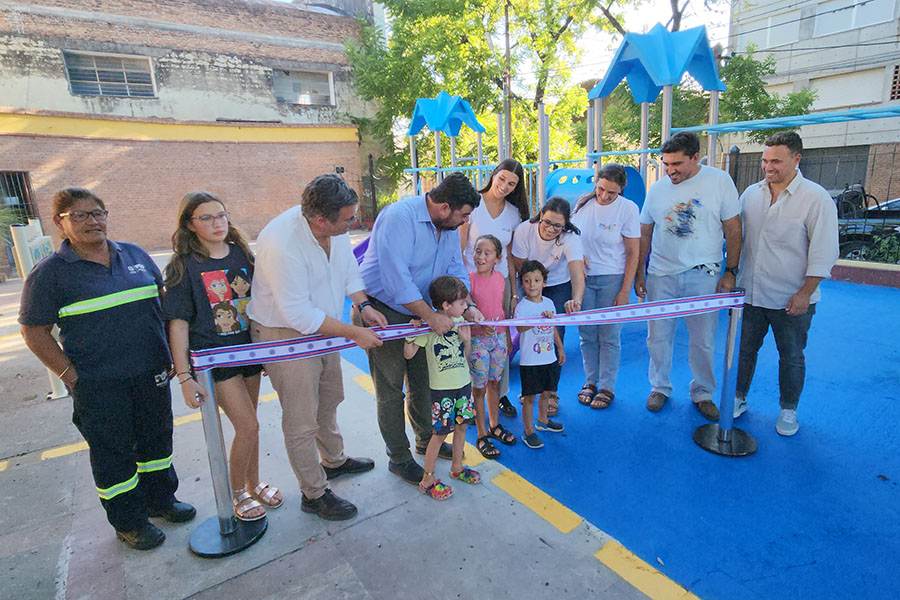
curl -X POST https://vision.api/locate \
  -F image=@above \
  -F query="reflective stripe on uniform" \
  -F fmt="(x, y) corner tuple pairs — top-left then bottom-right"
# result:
(136, 454), (172, 473)
(97, 471), (139, 500)
(58, 285), (159, 318)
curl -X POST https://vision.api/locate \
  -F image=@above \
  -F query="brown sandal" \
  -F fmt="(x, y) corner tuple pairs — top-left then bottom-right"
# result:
(578, 383), (598, 406)
(547, 392), (559, 417)
(590, 389), (615, 409)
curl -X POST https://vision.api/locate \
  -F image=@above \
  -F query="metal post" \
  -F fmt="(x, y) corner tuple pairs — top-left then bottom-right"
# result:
(661, 85), (673, 144)
(450, 136), (457, 169)
(586, 104), (595, 168)
(640, 102), (650, 182)
(708, 90), (720, 167)
(476, 131), (484, 188)
(592, 98), (602, 156)
(537, 103), (549, 208)
(189, 369), (267, 557)
(409, 135), (419, 195)
(434, 131), (443, 183)
(693, 299), (758, 457)
(496, 113), (506, 161)
(728, 145), (740, 184)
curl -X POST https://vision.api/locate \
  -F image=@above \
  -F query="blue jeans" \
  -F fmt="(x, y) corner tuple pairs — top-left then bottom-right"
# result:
(646, 269), (719, 402)
(735, 303), (816, 410)
(578, 274), (624, 391)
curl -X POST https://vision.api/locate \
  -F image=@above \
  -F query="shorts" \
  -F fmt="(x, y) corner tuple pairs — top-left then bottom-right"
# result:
(519, 363), (560, 397)
(212, 363), (263, 383)
(430, 384), (475, 435)
(468, 332), (508, 389)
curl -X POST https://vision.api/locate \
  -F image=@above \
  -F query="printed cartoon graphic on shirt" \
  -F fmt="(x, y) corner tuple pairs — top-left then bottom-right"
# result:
(530, 323), (555, 355)
(212, 301), (242, 334)
(202, 271), (232, 304)
(599, 221), (618, 231)
(664, 198), (701, 239)
(228, 270), (251, 298)
(233, 297), (250, 329)
(431, 329), (467, 373)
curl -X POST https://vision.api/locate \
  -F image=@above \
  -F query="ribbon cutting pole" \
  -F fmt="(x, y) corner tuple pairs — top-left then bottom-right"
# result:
(188, 369), (267, 558)
(692, 292), (757, 457)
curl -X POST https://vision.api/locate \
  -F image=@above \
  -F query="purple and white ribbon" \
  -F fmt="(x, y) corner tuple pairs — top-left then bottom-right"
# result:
(190, 291), (744, 371)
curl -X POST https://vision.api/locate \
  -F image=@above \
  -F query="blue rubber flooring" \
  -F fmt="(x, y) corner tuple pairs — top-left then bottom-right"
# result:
(341, 280), (900, 600)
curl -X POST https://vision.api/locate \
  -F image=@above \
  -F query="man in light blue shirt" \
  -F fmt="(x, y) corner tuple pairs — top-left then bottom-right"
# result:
(356, 173), (483, 484)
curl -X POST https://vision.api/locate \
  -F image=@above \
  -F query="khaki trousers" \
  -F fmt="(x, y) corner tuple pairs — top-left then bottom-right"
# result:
(250, 321), (346, 500)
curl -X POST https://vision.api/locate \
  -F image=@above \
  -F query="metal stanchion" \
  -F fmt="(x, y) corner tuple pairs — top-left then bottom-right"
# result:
(189, 370), (266, 557)
(693, 297), (758, 457)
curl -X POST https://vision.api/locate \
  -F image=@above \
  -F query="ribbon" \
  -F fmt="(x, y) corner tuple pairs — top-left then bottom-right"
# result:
(190, 291), (744, 372)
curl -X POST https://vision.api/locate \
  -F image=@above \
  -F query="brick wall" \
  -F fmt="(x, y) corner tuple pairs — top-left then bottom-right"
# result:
(2, 133), (363, 251)
(866, 143), (900, 205)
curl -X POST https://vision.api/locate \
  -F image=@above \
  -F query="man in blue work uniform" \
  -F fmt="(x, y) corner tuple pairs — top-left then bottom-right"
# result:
(20, 188), (194, 550)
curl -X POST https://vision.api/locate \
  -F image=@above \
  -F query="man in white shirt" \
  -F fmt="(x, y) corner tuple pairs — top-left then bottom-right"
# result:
(734, 131), (839, 436)
(247, 174), (388, 521)
(635, 132), (742, 420)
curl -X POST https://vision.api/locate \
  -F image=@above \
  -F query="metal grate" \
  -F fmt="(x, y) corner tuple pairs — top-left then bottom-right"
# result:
(63, 51), (155, 98)
(891, 65), (900, 102)
(0, 172), (38, 224)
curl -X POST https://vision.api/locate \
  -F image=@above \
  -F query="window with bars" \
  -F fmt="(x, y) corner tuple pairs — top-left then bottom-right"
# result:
(272, 70), (333, 106)
(63, 51), (156, 98)
(1, 172), (38, 224)
(891, 65), (900, 102)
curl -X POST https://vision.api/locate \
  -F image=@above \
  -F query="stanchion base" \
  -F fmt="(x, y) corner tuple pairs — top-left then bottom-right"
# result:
(189, 515), (267, 558)
(693, 424), (758, 457)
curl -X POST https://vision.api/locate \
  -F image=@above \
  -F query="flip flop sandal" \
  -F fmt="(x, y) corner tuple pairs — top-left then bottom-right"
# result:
(419, 478), (453, 500)
(476, 436), (500, 459)
(233, 490), (266, 522)
(489, 424), (517, 446)
(590, 389), (615, 410)
(578, 383), (598, 406)
(449, 466), (481, 485)
(251, 481), (284, 508)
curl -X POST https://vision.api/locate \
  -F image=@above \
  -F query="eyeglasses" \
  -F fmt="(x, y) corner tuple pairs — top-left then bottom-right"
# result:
(59, 209), (109, 223)
(539, 219), (564, 231)
(191, 211), (230, 225)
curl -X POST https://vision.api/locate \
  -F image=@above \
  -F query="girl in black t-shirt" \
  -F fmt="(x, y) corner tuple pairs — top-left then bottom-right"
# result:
(163, 191), (283, 522)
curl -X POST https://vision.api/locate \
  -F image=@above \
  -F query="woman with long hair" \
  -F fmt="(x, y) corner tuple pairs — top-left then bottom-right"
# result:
(163, 191), (283, 522)
(572, 164), (640, 410)
(510, 196), (585, 417)
(459, 159), (530, 425)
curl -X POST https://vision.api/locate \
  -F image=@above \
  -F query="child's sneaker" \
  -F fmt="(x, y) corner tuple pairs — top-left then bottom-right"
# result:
(733, 396), (748, 418)
(534, 419), (564, 433)
(499, 395), (518, 418)
(522, 432), (544, 449)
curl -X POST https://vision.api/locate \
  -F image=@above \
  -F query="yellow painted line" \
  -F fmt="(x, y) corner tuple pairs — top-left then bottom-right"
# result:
(0, 333), (22, 342)
(0, 460), (7, 472)
(595, 540), (701, 600)
(40, 441), (89, 460)
(490, 469), (582, 534)
(173, 412), (203, 426)
(462, 441), (486, 467)
(353, 374), (375, 394)
(0, 113), (358, 143)
(260, 392), (278, 403)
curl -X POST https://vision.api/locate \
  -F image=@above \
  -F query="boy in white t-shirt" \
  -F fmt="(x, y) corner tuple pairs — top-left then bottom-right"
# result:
(514, 260), (565, 449)
(634, 132), (742, 420)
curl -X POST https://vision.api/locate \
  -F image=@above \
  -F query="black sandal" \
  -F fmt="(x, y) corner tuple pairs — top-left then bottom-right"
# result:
(489, 424), (517, 446)
(477, 436), (500, 459)
(578, 383), (598, 406)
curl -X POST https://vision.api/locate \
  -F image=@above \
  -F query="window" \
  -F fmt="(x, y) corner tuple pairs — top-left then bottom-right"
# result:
(814, 0), (895, 37)
(891, 65), (900, 101)
(63, 51), (155, 98)
(1, 172), (38, 223)
(272, 70), (333, 106)
(737, 10), (801, 51)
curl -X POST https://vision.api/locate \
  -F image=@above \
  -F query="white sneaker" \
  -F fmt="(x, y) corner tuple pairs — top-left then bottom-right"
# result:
(776, 409), (799, 436)
(733, 396), (748, 418)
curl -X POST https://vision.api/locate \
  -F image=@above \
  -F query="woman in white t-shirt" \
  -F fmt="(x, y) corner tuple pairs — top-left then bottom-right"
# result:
(459, 159), (530, 419)
(510, 196), (585, 416)
(571, 164), (640, 410)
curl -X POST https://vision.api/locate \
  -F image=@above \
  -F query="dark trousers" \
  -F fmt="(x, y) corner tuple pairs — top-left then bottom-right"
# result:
(540, 280), (572, 382)
(735, 303), (816, 410)
(71, 366), (179, 531)
(353, 298), (433, 465)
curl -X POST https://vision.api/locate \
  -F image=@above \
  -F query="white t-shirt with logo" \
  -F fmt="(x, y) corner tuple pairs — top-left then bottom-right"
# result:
(639, 165), (740, 276)
(463, 198), (522, 277)
(572, 196), (641, 276)
(514, 296), (558, 366)
(511, 221), (583, 287)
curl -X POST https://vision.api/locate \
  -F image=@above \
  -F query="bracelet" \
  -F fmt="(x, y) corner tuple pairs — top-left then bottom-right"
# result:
(356, 300), (374, 311)
(178, 373), (194, 384)
(58, 364), (72, 379)
(511, 294), (519, 300)
(466, 302), (478, 311)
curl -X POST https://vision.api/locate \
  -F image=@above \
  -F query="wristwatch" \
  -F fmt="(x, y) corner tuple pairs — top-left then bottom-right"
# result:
(466, 302), (478, 311)
(724, 266), (739, 276)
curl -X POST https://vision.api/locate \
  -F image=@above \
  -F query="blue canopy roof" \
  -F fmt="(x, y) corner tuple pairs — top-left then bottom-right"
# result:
(406, 91), (486, 137)
(588, 23), (726, 104)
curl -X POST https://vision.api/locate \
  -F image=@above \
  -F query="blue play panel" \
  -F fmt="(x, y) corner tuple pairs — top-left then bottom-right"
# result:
(342, 280), (900, 599)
